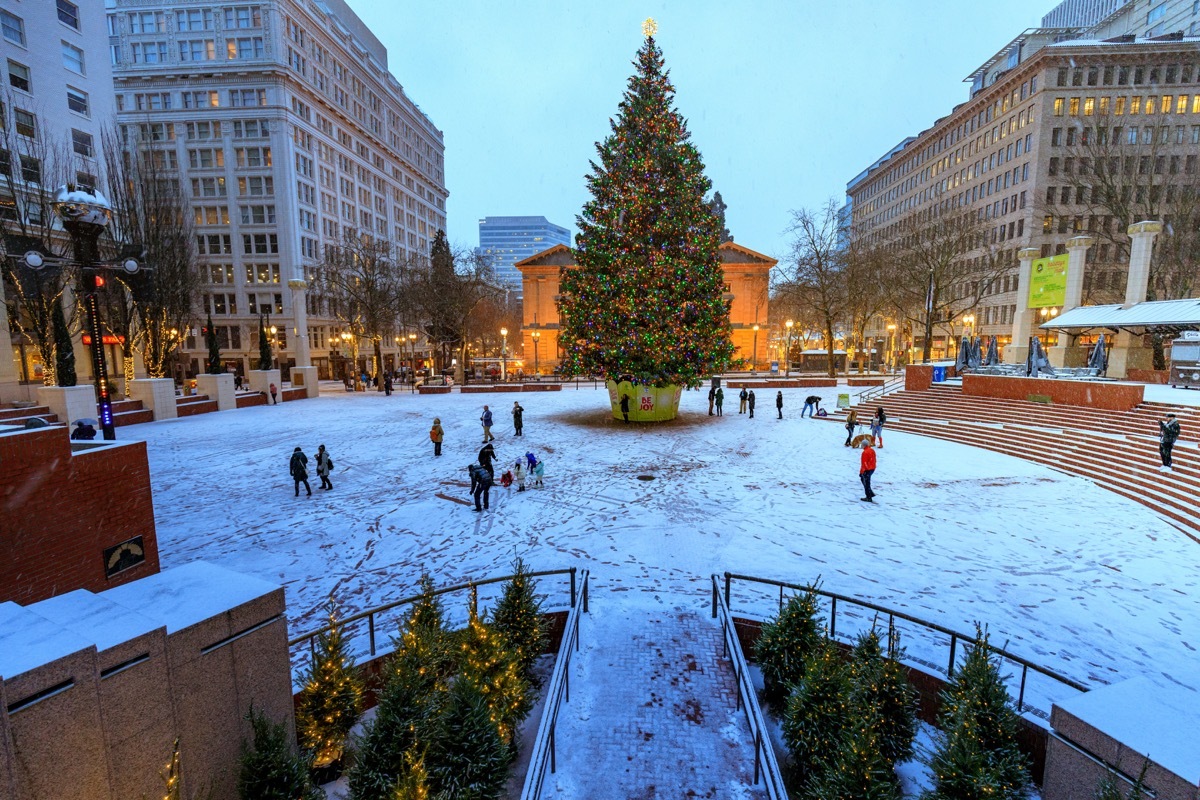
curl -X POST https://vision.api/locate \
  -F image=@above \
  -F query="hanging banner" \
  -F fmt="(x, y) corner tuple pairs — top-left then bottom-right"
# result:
(1028, 254), (1068, 308)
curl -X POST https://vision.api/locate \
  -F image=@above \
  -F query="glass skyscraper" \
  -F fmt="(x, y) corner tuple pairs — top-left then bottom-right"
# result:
(478, 216), (572, 295)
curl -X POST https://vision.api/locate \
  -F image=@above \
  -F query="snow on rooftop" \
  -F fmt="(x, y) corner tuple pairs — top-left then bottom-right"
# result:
(0, 602), (93, 680)
(32, 590), (162, 653)
(1056, 676), (1200, 784)
(100, 561), (280, 634)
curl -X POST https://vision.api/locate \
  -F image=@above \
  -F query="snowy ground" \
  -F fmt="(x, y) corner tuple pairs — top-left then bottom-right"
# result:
(125, 382), (1200, 709)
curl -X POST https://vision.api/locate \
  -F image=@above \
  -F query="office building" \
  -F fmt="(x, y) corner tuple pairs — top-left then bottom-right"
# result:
(479, 215), (571, 295)
(1042, 0), (1200, 38)
(110, 0), (447, 380)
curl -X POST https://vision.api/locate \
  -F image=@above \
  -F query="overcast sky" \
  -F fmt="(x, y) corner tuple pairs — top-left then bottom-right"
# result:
(348, 0), (1054, 261)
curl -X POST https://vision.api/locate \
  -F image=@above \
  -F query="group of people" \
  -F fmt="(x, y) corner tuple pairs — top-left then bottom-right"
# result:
(466, 442), (545, 512)
(288, 444), (334, 497)
(844, 407), (887, 448)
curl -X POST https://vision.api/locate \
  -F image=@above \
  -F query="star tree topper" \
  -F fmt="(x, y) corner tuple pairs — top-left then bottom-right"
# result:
(642, 17), (657, 37)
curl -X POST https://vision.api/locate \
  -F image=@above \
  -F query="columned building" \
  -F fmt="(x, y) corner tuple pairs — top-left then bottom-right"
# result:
(846, 32), (1200, 360)
(516, 241), (775, 374)
(109, 0), (447, 380)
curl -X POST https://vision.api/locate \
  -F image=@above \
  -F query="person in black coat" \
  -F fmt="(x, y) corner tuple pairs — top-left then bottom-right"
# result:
(1159, 413), (1181, 469)
(383, 374), (393, 396)
(478, 442), (496, 478)
(70, 420), (97, 440)
(775, 390), (783, 419)
(748, 390), (756, 418)
(620, 393), (630, 423)
(471, 463), (492, 511)
(289, 447), (312, 497)
(512, 401), (524, 436)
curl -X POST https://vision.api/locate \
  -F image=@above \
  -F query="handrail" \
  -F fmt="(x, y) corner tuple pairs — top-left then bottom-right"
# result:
(288, 568), (579, 671)
(718, 572), (1091, 720)
(710, 575), (788, 799)
(520, 569), (589, 800)
(855, 375), (905, 405)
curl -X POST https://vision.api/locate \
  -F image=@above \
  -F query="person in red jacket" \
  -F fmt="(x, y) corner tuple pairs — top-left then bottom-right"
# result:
(859, 441), (877, 502)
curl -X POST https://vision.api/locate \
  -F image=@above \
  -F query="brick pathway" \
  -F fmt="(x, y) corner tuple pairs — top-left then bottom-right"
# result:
(545, 600), (766, 799)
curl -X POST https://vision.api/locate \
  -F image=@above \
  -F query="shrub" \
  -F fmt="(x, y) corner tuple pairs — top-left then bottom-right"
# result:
(755, 585), (826, 708)
(238, 707), (323, 800)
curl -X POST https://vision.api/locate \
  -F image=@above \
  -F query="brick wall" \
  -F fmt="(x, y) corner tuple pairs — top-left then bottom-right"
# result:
(963, 374), (1145, 411)
(0, 427), (159, 604)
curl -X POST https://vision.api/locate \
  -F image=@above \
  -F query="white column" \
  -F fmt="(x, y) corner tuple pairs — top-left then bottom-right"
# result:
(1005, 246), (1042, 365)
(1048, 235), (1095, 367)
(288, 279), (311, 367)
(1123, 221), (1162, 308)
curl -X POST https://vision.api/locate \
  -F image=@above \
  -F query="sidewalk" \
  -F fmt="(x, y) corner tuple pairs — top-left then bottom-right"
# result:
(545, 599), (766, 799)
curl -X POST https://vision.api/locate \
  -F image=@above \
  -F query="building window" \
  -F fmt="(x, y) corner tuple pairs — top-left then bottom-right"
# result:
(1, 11), (25, 46)
(1147, 1), (1167, 25)
(134, 92), (170, 111)
(179, 40), (215, 61)
(182, 91), (219, 109)
(20, 155), (41, 183)
(229, 88), (267, 107)
(128, 11), (163, 33)
(14, 108), (35, 138)
(71, 129), (93, 157)
(1053, 98), (1064, 116)
(237, 175), (273, 196)
(187, 148), (224, 169)
(236, 147), (271, 167)
(67, 87), (90, 116)
(131, 42), (168, 64)
(7, 60), (30, 93)
(176, 9), (213, 31)
(227, 37), (265, 60)
(239, 204), (276, 224)
(57, 0), (79, 30)
(186, 121), (221, 140)
(242, 233), (278, 254)
(61, 41), (85, 74)
(224, 6), (263, 28)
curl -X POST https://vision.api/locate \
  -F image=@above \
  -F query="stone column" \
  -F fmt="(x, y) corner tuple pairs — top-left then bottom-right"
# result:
(1048, 235), (1094, 368)
(129, 377), (178, 421)
(287, 279), (318, 398)
(1109, 221), (1163, 378)
(1005, 247), (1042, 365)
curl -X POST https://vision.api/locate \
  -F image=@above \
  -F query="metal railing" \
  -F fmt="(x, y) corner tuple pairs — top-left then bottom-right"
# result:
(520, 569), (589, 800)
(716, 572), (1091, 721)
(711, 575), (788, 799)
(855, 375), (906, 405)
(288, 567), (581, 678)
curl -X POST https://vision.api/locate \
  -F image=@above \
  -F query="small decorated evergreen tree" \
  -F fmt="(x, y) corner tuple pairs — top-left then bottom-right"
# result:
(925, 626), (1031, 800)
(755, 586), (826, 708)
(390, 748), (430, 800)
(257, 314), (273, 370)
(238, 706), (323, 800)
(490, 558), (549, 686)
(425, 676), (509, 800)
(849, 628), (917, 767)
(556, 26), (733, 391)
(295, 601), (365, 768)
(802, 711), (901, 800)
(1094, 760), (1148, 800)
(52, 298), (76, 387)
(205, 313), (223, 374)
(781, 640), (851, 786)
(458, 587), (531, 748)
(161, 739), (182, 800)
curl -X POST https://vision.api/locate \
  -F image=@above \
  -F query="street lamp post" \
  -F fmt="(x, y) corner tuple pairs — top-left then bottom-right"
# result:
(500, 327), (508, 382)
(408, 332), (417, 393)
(531, 330), (541, 378)
(886, 323), (897, 373)
(784, 319), (794, 378)
(751, 323), (760, 373)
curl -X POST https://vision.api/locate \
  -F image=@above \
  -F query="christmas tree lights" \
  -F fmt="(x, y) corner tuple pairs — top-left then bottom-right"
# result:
(295, 601), (365, 768)
(491, 558), (549, 687)
(755, 586), (826, 709)
(458, 587), (531, 747)
(557, 30), (734, 390)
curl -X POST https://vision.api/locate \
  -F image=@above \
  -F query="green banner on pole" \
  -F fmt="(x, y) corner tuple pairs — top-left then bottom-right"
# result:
(1029, 254), (1068, 308)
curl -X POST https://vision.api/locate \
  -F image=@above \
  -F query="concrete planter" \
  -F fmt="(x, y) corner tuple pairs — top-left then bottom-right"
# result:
(289, 366), (319, 399)
(605, 380), (682, 422)
(247, 369), (281, 404)
(194, 374), (236, 411)
(36, 384), (97, 426)
(129, 378), (178, 421)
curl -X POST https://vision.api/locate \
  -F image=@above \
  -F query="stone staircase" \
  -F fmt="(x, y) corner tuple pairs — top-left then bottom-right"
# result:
(832, 384), (1200, 542)
(0, 404), (60, 427)
(176, 393), (218, 417)
(107, 398), (154, 427)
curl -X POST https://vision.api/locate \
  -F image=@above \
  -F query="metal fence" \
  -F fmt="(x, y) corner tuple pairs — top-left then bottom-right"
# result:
(711, 575), (788, 799)
(520, 569), (589, 800)
(288, 567), (582, 680)
(716, 572), (1091, 721)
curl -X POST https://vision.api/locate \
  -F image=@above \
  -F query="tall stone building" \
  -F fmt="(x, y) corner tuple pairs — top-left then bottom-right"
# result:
(109, 0), (447, 379)
(0, 0), (116, 398)
(846, 30), (1200, 359)
(478, 215), (571, 297)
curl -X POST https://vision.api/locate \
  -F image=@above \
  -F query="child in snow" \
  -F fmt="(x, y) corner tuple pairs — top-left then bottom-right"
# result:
(870, 407), (886, 448)
(525, 451), (537, 471)
(533, 458), (545, 488)
(513, 460), (527, 491)
(500, 470), (513, 489)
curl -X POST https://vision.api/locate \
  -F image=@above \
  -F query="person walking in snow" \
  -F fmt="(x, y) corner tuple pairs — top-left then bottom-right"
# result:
(844, 409), (859, 447)
(748, 390), (756, 418)
(859, 440), (877, 502)
(315, 444), (334, 490)
(513, 460), (527, 492)
(775, 390), (784, 419)
(708, 386), (716, 416)
(739, 388), (748, 414)
(533, 458), (545, 488)
(620, 393), (630, 423)
(715, 387), (724, 416)
(512, 401), (524, 437)
(480, 405), (495, 443)
(469, 463), (492, 511)
(870, 406), (887, 448)
(289, 447), (312, 497)
(1159, 412), (1181, 470)
(430, 417), (444, 457)
(478, 442), (496, 479)
(383, 373), (393, 396)
(269, 382), (279, 405)
(801, 395), (821, 418)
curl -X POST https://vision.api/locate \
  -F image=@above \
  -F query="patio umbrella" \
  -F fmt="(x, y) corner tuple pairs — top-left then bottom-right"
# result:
(1088, 333), (1108, 373)
(968, 336), (983, 369)
(1028, 336), (1056, 378)
(954, 336), (970, 373)
(984, 336), (1000, 366)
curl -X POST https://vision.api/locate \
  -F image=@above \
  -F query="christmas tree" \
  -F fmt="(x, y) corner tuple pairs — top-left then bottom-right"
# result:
(801, 712), (901, 800)
(781, 640), (852, 787)
(257, 314), (272, 370)
(1094, 761), (1148, 800)
(425, 676), (510, 800)
(925, 626), (1031, 800)
(490, 558), (549, 686)
(295, 601), (365, 768)
(755, 586), (826, 708)
(161, 739), (182, 800)
(238, 706), (323, 800)
(557, 24), (733, 390)
(389, 748), (430, 800)
(458, 587), (531, 748)
(205, 313), (223, 375)
(848, 628), (917, 767)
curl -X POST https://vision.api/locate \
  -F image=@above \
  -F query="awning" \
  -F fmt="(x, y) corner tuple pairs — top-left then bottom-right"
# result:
(1040, 298), (1200, 334)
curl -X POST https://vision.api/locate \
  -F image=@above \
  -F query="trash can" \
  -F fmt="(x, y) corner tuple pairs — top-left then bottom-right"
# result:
(932, 366), (946, 382)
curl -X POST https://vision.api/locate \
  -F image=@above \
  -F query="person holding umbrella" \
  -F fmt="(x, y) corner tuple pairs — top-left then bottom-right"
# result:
(70, 419), (98, 440)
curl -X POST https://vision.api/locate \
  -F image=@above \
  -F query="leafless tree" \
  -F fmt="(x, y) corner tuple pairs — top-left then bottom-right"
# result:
(776, 201), (848, 378)
(843, 241), (891, 373)
(100, 122), (199, 383)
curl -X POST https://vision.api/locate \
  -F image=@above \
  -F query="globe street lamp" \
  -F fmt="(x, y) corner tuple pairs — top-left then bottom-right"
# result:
(500, 327), (508, 382)
(531, 330), (541, 378)
(408, 332), (417, 393)
(784, 319), (794, 378)
(751, 323), (760, 374)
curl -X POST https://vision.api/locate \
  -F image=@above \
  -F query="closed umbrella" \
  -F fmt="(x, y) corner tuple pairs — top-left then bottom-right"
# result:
(968, 336), (983, 369)
(1028, 336), (1056, 377)
(955, 336), (969, 373)
(1088, 333), (1108, 373)
(984, 336), (1000, 366)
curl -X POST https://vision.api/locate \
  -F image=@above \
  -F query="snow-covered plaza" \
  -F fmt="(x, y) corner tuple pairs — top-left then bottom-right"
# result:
(127, 382), (1200, 703)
